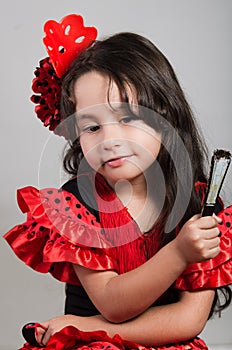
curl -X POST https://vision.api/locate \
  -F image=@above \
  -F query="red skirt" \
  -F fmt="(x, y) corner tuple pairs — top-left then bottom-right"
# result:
(20, 326), (208, 350)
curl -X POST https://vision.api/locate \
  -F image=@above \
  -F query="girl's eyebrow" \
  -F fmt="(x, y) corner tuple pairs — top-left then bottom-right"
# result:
(76, 113), (98, 122)
(76, 104), (131, 122)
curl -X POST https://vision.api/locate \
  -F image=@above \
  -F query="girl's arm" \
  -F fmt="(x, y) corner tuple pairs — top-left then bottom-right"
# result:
(37, 289), (215, 346)
(74, 215), (221, 323)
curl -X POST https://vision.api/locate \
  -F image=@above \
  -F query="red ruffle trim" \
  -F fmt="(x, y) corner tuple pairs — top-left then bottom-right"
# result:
(176, 205), (232, 290)
(3, 186), (118, 285)
(19, 326), (208, 350)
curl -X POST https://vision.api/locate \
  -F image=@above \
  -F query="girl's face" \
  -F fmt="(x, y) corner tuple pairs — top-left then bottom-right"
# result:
(74, 71), (161, 186)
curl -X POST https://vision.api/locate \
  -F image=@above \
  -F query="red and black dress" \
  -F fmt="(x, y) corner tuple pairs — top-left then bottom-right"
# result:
(4, 172), (232, 350)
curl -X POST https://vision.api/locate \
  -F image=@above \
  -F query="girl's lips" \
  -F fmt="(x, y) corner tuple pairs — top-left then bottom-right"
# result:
(104, 156), (132, 168)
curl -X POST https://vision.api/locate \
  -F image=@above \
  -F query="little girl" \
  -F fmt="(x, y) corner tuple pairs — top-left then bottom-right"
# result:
(4, 14), (232, 350)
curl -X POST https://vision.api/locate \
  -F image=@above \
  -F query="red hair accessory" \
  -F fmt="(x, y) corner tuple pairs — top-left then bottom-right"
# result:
(43, 14), (98, 78)
(31, 57), (62, 133)
(31, 14), (98, 134)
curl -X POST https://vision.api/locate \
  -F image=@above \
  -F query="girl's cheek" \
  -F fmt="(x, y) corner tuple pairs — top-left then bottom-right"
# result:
(79, 137), (87, 155)
(80, 141), (100, 170)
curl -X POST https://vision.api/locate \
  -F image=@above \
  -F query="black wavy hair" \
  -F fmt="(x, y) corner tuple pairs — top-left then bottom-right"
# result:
(60, 32), (231, 317)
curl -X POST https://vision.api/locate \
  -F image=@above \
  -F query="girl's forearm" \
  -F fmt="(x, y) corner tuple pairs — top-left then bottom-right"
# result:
(84, 306), (188, 346)
(80, 290), (214, 346)
(93, 307), (192, 346)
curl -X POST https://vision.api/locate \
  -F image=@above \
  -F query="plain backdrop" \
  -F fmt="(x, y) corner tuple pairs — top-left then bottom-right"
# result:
(0, 0), (231, 348)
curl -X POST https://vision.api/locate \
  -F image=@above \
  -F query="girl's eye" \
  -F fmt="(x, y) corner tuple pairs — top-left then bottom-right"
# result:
(120, 114), (142, 124)
(82, 125), (100, 133)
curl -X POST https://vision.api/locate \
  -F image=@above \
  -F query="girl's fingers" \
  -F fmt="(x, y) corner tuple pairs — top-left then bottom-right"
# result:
(212, 213), (223, 223)
(204, 227), (221, 239)
(196, 236), (221, 260)
(208, 245), (221, 259)
(41, 327), (58, 346)
(197, 215), (222, 229)
(38, 324), (56, 346)
(40, 330), (49, 346)
(205, 236), (221, 249)
(35, 325), (48, 346)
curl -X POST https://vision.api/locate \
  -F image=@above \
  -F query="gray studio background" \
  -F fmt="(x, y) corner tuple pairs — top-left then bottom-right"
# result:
(0, 0), (232, 348)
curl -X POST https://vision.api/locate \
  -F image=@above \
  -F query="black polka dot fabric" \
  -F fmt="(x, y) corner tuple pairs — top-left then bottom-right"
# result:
(43, 188), (99, 227)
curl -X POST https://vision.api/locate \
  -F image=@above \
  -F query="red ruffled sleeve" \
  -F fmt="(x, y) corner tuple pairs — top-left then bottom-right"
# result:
(175, 205), (232, 290)
(3, 186), (118, 285)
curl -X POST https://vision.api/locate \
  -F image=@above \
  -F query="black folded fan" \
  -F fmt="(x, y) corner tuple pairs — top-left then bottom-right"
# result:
(202, 149), (231, 217)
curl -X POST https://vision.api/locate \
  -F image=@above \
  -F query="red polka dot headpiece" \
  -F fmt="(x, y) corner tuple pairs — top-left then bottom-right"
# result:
(30, 14), (98, 135)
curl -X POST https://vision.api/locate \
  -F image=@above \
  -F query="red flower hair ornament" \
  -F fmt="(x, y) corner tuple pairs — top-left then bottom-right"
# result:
(30, 14), (98, 135)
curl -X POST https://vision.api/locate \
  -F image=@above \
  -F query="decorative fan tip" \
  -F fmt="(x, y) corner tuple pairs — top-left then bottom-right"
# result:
(214, 149), (231, 160)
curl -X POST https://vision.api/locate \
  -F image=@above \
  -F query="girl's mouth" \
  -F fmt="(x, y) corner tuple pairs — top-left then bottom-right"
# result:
(103, 155), (132, 168)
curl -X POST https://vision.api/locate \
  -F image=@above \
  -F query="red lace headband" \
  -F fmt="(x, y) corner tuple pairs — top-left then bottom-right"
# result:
(30, 14), (98, 134)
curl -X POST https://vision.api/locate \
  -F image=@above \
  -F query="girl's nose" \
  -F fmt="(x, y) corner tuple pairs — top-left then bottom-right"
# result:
(101, 122), (123, 150)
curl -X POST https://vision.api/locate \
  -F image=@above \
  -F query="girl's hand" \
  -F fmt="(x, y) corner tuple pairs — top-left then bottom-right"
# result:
(35, 315), (80, 346)
(174, 214), (222, 264)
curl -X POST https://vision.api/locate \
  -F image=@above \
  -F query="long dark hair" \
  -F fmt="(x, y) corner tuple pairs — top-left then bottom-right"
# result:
(60, 32), (231, 317)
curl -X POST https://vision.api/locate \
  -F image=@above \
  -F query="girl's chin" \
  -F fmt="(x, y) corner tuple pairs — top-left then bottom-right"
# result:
(99, 169), (146, 185)
(89, 159), (149, 182)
